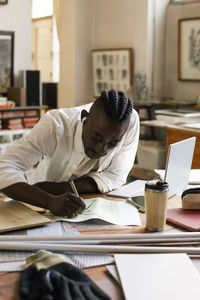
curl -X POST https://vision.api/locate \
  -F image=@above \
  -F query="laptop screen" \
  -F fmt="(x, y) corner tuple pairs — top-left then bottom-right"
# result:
(164, 137), (196, 198)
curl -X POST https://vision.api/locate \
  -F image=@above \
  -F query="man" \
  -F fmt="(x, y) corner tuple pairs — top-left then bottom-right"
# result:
(0, 90), (139, 217)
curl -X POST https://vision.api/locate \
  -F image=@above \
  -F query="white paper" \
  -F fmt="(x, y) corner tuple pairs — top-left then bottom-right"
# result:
(183, 123), (200, 129)
(106, 264), (121, 285)
(45, 197), (141, 226)
(107, 180), (146, 198)
(115, 253), (200, 300)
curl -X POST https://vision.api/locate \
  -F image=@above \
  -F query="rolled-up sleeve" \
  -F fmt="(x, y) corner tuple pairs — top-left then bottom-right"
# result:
(88, 110), (140, 193)
(0, 113), (57, 190)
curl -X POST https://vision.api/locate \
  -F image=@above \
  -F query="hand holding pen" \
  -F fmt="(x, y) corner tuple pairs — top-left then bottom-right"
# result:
(47, 180), (86, 218)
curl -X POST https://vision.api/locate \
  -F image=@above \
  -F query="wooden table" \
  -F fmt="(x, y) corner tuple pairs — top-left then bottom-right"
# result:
(0, 193), (199, 300)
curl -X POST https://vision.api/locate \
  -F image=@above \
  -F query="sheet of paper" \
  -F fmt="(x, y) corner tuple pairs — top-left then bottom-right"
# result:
(45, 197), (141, 226)
(183, 123), (200, 129)
(106, 264), (121, 285)
(107, 180), (146, 198)
(155, 169), (200, 184)
(115, 253), (200, 300)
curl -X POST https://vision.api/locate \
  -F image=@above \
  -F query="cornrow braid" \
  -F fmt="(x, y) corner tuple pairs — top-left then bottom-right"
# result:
(100, 89), (133, 123)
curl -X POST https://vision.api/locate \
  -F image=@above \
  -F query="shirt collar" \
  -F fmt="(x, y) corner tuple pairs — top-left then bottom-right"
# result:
(74, 120), (85, 154)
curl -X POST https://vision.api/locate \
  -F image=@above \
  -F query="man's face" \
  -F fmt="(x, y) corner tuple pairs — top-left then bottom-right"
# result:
(81, 111), (128, 159)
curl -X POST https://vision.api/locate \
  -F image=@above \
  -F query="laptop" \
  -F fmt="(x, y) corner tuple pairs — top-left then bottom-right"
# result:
(107, 137), (196, 198)
(164, 136), (196, 197)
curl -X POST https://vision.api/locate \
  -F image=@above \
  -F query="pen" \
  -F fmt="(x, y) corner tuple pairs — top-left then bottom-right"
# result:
(69, 180), (79, 196)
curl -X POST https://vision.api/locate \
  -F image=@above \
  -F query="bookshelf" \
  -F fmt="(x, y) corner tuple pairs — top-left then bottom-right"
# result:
(0, 106), (48, 130)
(0, 106), (48, 154)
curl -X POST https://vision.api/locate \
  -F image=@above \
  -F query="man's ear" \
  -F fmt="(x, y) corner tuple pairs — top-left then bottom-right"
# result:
(81, 109), (89, 122)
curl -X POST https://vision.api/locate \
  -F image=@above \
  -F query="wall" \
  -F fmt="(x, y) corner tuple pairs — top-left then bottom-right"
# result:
(58, 0), (93, 108)
(93, 0), (148, 74)
(0, 0), (32, 86)
(164, 1), (200, 102)
(150, 0), (169, 100)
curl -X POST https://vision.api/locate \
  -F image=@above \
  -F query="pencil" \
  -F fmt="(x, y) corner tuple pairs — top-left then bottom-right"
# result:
(70, 180), (79, 196)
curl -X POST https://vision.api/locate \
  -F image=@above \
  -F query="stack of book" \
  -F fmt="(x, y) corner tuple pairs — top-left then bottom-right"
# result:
(4, 119), (24, 130)
(155, 109), (200, 124)
(22, 117), (39, 128)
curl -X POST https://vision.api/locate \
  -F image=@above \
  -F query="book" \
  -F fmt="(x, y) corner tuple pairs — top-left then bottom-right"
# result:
(167, 208), (200, 231)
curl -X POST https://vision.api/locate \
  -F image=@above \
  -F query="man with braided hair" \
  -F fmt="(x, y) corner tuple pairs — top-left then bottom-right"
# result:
(0, 90), (139, 217)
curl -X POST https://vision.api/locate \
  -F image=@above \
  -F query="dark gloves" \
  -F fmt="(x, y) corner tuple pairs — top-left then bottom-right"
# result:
(20, 261), (111, 300)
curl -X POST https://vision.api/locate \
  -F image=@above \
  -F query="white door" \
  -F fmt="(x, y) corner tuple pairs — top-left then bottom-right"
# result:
(32, 16), (53, 82)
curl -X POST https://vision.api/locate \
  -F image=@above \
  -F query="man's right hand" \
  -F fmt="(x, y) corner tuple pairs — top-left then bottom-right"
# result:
(48, 192), (86, 218)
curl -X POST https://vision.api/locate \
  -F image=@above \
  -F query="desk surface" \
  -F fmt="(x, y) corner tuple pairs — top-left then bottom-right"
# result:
(0, 193), (199, 300)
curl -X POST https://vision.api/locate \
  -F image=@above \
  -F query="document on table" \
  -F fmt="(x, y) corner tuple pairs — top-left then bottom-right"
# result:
(115, 253), (200, 300)
(45, 197), (141, 226)
(107, 180), (146, 198)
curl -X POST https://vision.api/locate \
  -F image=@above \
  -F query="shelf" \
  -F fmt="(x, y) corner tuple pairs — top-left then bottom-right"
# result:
(0, 105), (48, 112)
(0, 106), (49, 130)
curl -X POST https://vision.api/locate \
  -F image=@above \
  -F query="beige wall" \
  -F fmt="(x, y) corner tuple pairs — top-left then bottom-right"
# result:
(93, 0), (148, 72)
(164, 2), (200, 102)
(58, 0), (151, 108)
(58, 0), (169, 108)
(58, 0), (76, 108)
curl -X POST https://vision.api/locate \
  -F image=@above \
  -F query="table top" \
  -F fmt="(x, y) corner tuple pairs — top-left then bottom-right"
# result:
(0, 193), (199, 300)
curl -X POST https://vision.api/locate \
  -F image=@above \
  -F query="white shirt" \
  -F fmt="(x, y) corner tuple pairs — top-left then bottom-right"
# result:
(0, 103), (139, 193)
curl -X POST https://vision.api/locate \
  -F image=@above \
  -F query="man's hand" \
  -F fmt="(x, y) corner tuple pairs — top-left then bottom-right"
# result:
(48, 192), (86, 218)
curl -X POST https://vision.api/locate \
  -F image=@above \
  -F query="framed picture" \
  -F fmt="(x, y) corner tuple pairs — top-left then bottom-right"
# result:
(0, 31), (14, 94)
(178, 17), (200, 81)
(92, 48), (133, 97)
(0, 0), (8, 4)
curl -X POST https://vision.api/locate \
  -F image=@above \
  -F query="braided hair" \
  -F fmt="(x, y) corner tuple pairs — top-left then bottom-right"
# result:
(97, 90), (133, 123)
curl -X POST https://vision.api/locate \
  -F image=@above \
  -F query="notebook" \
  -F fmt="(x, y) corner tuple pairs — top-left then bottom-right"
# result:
(115, 253), (200, 300)
(167, 208), (200, 231)
(107, 137), (196, 198)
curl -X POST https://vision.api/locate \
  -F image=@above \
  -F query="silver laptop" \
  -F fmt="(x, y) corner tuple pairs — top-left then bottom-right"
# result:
(107, 137), (196, 198)
(164, 137), (196, 197)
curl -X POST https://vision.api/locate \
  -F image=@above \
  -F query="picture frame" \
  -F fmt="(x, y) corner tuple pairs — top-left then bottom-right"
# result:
(0, 31), (14, 95)
(0, 0), (8, 4)
(178, 17), (200, 81)
(92, 48), (133, 97)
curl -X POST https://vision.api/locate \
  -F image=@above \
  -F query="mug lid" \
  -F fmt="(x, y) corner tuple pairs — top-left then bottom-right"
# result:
(145, 180), (169, 191)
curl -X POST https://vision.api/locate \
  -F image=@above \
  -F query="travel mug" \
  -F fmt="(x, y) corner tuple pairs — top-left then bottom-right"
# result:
(145, 180), (169, 232)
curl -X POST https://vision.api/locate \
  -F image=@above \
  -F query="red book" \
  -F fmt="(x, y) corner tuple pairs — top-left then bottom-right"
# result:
(0, 104), (11, 109)
(167, 208), (200, 231)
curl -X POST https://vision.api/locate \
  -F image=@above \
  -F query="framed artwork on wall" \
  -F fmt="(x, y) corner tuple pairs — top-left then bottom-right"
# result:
(92, 48), (133, 97)
(0, 0), (8, 4)
(0, 31), (14, 95)
(178, 17), (200, 81)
